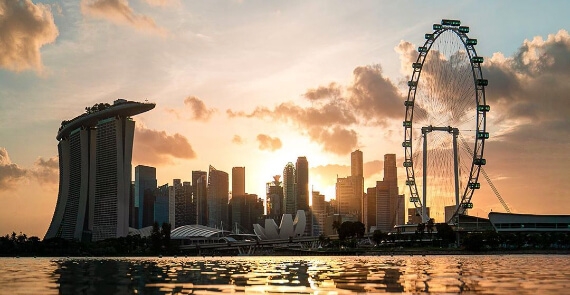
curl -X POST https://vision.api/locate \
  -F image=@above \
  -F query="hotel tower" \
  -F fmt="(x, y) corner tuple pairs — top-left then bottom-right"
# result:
(45, 99), (154, 242)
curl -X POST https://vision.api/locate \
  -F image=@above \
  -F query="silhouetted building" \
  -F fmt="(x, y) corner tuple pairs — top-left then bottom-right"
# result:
(192, 170), (207, 225)
(45, 99), (154, 242)
(409, 207), (430, 224)
(135, 165), (157, 228)
(351, 150), (364, 222)
(154, 184), (169, 226)
(283, 162), (296, 214)
(266, 175), (283, 219)
(296, 157), (309, 211)
(337, 176), (359, 216)
(366, 154), (402, 233)
(207, 165), (229, 229)
(311, 191), (326, 236)
(170, 180), (192, 228)
(129, 182), (136, 228)
(231, 193), (264, 233)
(232, 167), (245, 197)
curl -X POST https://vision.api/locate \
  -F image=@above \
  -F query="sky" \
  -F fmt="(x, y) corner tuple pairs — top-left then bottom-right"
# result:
(1, 0), (569, 237)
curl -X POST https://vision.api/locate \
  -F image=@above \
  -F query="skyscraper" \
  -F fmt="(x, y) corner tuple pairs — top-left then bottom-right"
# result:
(295, 157), (309, 212)
(266, 175), (284, 219)
(336, 176), (358, 215)
(45, 99), (154, 242)
(283, 162), (296, 214)
(311, 191), (326, 236)
(232, 167), (245, 198)
(192, 170), (207, 225)
(170, 180), (192, 228)
(154, 183), (169, 226)
(351, 150), (364, 222)
(135, 165), (157, 228)
(195, 173), (208, 225)
(367, 154), (401, 233)
(207, 165), (229, 229)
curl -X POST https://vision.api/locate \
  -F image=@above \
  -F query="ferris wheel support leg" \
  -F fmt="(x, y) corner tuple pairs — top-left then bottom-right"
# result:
(453, 129), (460, 213)
(422, 130), (428, 223)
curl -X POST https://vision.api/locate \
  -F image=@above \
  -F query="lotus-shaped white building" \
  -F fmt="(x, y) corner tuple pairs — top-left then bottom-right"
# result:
(253, 210), (306, 240)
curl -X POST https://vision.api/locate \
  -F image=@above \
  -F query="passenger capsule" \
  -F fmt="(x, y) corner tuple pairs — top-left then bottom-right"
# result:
(477, 105), (490, 112)
(403, 121), (412, 127)
(471, 56), (484, 63)
(441, 19), (461, 26)
(402, 141), (412, 147)
(477, 132), (490, 139)
(404, 101), (414, 107)
(466, 38), (478, 45)
(425, 33), (434, 40)
(459, 26), (470, 33)
(408, 81), (417, 87)
(474, 158), (486, 165)
(433, 24), (442, 30)
(476, 79), (488, 86)
(468, 183), (481, 189)
(418, 46), (428, 52)
(412, 62), (422, 69)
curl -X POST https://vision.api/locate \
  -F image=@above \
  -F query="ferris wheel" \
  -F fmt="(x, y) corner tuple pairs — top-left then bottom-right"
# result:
(403, 19), (489, 223)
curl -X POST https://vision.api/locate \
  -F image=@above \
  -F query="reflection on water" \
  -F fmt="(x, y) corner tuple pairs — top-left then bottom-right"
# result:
(1, 255), (569, 294)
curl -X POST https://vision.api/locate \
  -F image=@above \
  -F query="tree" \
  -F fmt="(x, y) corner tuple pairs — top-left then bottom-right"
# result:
(435, 223), (455, 246)
(372, 230), (388, 245)
(426, 218), (435, 235)
(352, 222), (366, 238)
(161, 223), (171, 251)
(151, 222), (162, 253)
(332, 220), (341, 235)
(338, 221), (353, 241)
(416, 223), (426, 240)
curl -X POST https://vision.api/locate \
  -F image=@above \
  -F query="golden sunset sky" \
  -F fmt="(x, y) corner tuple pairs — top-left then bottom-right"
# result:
(1, 0), (569, 237)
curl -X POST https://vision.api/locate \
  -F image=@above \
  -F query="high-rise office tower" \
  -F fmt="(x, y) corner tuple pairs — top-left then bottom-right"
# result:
(195, 173), (208, 225)
(154, 184), (169, 226)
(231, 193), (263, 233)
(135, 165), (157, 228)
(45, 100), (154, 242)
(129, 182), (136, 228)
(232, 167), (245, 198)
(336, 176), (358, 215)
(266, 175), (284, 219)
(367, 154), (401, 232)
(295, 157), (309, 212)
(283, 162), (296, 214)
(170, 180), (192, 228)
(311, 191), (326, 236)
(351, 150), (364, 222)
(192, 170), (207, 224)
(207, 165), (229, 229)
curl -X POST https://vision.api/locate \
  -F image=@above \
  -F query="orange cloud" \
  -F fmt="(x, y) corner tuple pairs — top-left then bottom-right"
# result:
(232, 135), (245, 145)
(166, 96), (217, 122)
(133, 125), (196, 166)
(256, 134), (282, 152)
(310, 160), (384, 187)
(142, 0), (178, 6)
(0, 0), (59, 73)
(0, 148), (27, 191)
(81, 0), (167, 35)
(227, 64), (403, 155)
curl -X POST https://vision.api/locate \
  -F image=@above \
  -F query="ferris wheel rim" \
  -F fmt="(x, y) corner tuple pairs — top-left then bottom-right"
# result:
(402, 20), (488, 223)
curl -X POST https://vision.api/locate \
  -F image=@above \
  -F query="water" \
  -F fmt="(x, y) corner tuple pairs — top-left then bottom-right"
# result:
(1, 255), (569, 294)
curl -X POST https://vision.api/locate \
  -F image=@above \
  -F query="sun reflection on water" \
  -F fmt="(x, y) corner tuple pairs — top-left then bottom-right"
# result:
(0, 255), (569, 294)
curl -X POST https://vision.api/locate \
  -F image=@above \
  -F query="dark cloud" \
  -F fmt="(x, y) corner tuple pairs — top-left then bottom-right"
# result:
(0, 148), (27, 191)
(232, 135), (244, 145)
(228, 64), (403, 155)
(183, 96), (216, 121)
(0, 0), (59, 72)
(81, 0), (167, 35)
(133, 125), (196, 165)
(348, 65), (404, 124)
(304, 82), (341, 101)
(256, 134), (282, 152)
(308, 126), (358, 155)
(30, 156), (59, 185)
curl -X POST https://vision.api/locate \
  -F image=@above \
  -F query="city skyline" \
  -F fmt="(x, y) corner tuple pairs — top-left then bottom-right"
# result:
(1, 1), (570, 237)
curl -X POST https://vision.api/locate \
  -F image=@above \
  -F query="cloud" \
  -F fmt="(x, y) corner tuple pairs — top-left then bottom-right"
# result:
(228, 64), (404, 155)
(81, 0), (167, 35)
(394, 40), (417, 75)
(30, 156), (59, 185)
(304, 82), (341, 101)
(0, 0), (59, 73)
(133, 125), (196, 165)
(183, 96), (217, 121)
(0, 148), (27, 191)
(256, 134), (282, 152)
(232, 135), (244, 145)
(308, 126), (358, 155)
(142, 0), (178, 6)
